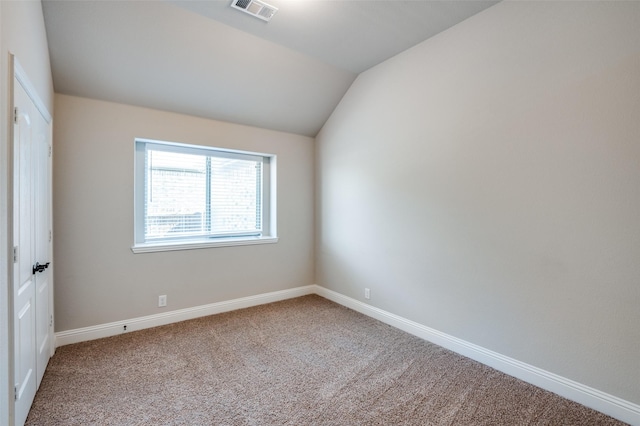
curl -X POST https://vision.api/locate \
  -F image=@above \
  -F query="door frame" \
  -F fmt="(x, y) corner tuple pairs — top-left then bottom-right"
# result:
(2, 51), (17, 426)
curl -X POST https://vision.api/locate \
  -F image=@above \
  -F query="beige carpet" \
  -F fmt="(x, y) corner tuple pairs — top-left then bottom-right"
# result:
(27, 295), (625, 425)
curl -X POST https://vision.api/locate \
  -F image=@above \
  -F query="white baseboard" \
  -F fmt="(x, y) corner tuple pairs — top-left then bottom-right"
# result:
(55, 285), (315, 347)
(313, 285), (640, 426)
(55, 283), (639, 425)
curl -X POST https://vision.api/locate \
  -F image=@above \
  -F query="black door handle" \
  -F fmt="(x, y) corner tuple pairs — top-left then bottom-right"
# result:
(32, 262), (50, 274)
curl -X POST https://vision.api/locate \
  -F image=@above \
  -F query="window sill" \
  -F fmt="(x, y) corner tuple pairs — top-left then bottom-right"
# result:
(131, 236), (278, 254)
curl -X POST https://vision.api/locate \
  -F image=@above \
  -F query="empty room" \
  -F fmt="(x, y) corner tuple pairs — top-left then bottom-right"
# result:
(1, 0), (639, 425)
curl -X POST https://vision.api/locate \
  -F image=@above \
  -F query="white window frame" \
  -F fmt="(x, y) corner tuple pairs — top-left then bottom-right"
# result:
(132, 138), (277, 253)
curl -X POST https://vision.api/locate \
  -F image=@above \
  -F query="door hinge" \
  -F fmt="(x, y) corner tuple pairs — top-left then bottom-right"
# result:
(49, 230), (52, 242)
(13, 246), (18, 263)
(14, 107), (18, 124)
(49, 145), (52, 157)
(50, 314), (53, 328)
(14, 385), (18, 401)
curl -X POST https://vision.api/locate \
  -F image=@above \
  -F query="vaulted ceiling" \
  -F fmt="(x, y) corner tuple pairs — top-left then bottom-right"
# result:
(42, 0), (498, 137)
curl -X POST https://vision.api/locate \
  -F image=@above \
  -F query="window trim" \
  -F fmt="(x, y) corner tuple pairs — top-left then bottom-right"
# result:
(132, 138), (277, 253)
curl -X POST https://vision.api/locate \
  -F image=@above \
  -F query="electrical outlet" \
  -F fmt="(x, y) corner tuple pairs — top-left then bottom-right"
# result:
(158, 295), (167, 307)
(364, 288), (370, 300)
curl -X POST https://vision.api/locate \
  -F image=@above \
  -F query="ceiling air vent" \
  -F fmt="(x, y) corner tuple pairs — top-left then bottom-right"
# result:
(231, 0), (278, 22)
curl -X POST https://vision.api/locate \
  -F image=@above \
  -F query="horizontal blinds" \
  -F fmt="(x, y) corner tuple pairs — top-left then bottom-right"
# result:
(209, 157), (261, 235)
(144, 147), (262, 241)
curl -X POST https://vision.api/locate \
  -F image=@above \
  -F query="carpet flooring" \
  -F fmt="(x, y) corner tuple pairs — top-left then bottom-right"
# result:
(26, 295), (625, 425)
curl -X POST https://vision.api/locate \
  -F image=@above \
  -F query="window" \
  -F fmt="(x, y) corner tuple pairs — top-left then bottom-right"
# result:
(132, 139), (276, 253)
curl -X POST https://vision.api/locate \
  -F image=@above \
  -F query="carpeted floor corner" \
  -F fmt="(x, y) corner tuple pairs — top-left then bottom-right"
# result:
(26, 295), (626, 425)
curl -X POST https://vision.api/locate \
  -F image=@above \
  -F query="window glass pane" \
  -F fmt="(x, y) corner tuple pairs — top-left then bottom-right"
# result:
(145, 150), (207, 240)
(209, 157), (261, 235)
(143, 147), (263, 242)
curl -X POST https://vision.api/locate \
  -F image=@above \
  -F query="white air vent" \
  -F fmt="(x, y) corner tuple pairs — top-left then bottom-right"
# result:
(231, 0), (278, 22)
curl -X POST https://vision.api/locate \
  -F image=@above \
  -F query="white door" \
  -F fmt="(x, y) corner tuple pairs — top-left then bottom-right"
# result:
(33, 92), (52, 388)
(13, 71), (53, 426)
(13, 77), (37, 426)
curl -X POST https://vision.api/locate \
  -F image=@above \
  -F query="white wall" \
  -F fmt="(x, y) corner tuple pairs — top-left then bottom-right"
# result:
(0, 1), (54, 424)
(53, 94), (315, 332)
(316, 1), (640, 406)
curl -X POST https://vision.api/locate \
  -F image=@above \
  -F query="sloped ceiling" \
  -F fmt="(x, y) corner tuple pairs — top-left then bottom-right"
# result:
(42, 0), (498, 137)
